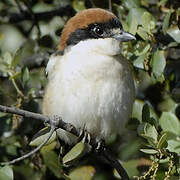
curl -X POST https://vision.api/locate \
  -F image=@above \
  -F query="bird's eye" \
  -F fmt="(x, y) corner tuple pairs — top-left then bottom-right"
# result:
(92, 26), (104, 36)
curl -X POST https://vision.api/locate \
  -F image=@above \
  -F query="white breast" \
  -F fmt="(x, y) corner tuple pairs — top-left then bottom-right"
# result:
(43, 39), (135, 144)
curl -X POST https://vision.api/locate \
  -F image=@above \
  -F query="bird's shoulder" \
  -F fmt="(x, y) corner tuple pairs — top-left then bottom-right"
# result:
(46, 50), (64, 78)
(114, 54), (134, 72)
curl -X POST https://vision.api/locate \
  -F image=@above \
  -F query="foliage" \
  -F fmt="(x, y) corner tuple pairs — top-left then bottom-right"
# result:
(0, 0), (180, 179)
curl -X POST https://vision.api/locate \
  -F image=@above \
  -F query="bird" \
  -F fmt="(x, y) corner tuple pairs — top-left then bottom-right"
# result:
(42, 8), (136, 146)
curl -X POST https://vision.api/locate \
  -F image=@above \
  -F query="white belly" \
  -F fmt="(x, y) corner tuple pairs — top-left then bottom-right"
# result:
(43, 52), (135, 144)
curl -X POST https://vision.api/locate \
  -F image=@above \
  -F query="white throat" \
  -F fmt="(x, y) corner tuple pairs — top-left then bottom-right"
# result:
(44, 36), (135, 144)
(65, 38), (121, 56)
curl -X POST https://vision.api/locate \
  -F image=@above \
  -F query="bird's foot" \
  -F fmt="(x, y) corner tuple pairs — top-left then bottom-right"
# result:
(78, 129), (105, 153)
(58, 137), (69, 163)
(94, 139), (105, 153)
(78, 129), (91, 144)
(58, 146), (65, 163)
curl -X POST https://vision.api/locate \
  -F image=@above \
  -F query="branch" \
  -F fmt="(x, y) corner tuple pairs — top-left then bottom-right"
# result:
(0, 105), (49, 122)
(6, 5), (75, 23)
(109, 0), (112, 12)
(1, 126), (56, 165)
(102, 150), (129, 179)
(0, 105), (129, 180)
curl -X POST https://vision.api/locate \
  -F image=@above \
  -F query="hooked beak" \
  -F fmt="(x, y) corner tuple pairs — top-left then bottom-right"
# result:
(113, 31), (136, 42)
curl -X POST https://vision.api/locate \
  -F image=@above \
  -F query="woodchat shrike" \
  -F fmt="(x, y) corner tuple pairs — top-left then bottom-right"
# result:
(43, 8), (136, 145)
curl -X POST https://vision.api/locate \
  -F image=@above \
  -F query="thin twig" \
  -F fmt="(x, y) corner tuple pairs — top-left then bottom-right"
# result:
(0, 105), (49, 122)
(22, 1), (41, 38)
(109, 0), (112, 12)
(8, 71), (24, 98)
(6, 5), (75, 23)
(0, 126), (56, 165)
(88, 0), (96, 8)
(14, 0), (24, 13)
(102, 150), (129, 180)
(11, 78), (24, 98)
(0, 105), (129, 180)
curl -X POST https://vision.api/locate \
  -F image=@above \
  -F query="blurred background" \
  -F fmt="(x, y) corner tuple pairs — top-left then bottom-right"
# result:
(0, 0), (180, 179)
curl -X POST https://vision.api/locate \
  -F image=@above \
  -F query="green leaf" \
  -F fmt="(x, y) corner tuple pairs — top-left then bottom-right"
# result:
(133, 53), (146, 69)
(114, 160), (139, 178)
(9, 72), (21, 80)
(120, 20), (129, 32)
(13, 164), (42, 180)
(167, 139), (180, 154)
(158, 98), (177, 113)
(118, 139), (141, 161)
(127, 8), (146, 35)
(69, 166), (96, 180)
(73, 0), (86, 12)
(29, 127), (57, 147)
(11, 47), (23, 67)
(63, 142), (86, 165)
(162, 11), (172, 34)
(122, 0), (140, 9)
(42, 141), (57, 151)
(106, 133), (117, 145)
(131, 99), (145, 122)
(0, 112), (7, 118)
(157, 133), (167, 149)
(128, 8), (146, 24)
(140, 148), (158, 154)
(150, 117), (158, 129)
(137, 27), (149, 40)
(167, 25), (180, 43)
(3, 52), (12, 66)
(22, 67), (30, 86)
(158, 157), (169, 164)
(0, 166), (13, 180)
(158, 0), (168, 6)
(138, 122), (158, 146)
(32, 2), (55, 12)
(142, 12), (156, 33)
(159, 112), (180, 135)
(0, 33), (3, 40)
(0, 60), (8, 73)
(122, 160), (139, 178)
(134, 43), (150, 56)
(41, 149), (63, 178)
(127, 10), (138, 35)
(151, 50), (166, 79)
(6, 144), (18, 156)
(142, 104), (150, 123)
(131, 99), (158, 123)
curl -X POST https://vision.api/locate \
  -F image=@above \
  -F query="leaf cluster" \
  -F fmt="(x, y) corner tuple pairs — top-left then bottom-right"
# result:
(0, 0), (180, 179)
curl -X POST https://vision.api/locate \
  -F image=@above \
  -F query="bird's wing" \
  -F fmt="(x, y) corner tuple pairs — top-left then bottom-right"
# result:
(46, 51), (63, 78)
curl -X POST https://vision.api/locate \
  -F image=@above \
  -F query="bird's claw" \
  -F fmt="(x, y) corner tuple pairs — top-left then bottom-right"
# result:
(78, 129), (105, 153)
(78, 129), (91, 144)
(95, 139), (105, 153)
(58, 146), (65, 163)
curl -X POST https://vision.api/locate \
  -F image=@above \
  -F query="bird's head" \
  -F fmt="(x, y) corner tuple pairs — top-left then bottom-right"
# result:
(58, 8), (136, 55)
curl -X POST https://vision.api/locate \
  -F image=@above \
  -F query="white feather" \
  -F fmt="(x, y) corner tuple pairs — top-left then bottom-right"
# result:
(46, 53), (59, 78)
(43, 38), (135, 144)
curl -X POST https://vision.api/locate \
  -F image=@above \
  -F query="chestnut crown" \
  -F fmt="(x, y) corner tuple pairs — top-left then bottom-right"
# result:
(59, 8), (135, 51)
